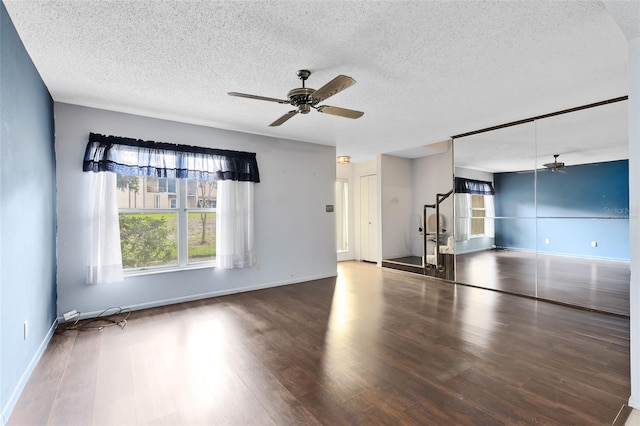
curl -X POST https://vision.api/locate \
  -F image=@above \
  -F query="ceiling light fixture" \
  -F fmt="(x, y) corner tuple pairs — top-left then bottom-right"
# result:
(337, 156), (351, 164)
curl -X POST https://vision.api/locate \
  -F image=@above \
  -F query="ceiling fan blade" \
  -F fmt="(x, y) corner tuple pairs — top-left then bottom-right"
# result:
(317, 105), (364, 119)
(228, 92), (289, 104)
(311, 75), (356, 104)
(269, 110), (298, 127)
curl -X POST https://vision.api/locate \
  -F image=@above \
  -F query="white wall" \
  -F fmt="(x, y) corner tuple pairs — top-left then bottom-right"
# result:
(600, 1), (639, 408)
(54, 103), (337, 317)
(454, 167), (494, 183)
(380, 155), (413, 259)
(411, 147), (454, 257)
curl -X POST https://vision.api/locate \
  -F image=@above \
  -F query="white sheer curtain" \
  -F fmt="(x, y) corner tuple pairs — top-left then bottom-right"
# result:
(454, 193), (471, 241)
(216, 180), (255, 269)
(85, 133), (260, 274)
(87, 172), (124, 284)
(484, 195), (496, 238)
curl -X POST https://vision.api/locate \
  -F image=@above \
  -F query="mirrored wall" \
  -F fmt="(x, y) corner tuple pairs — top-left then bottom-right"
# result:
(453, 99), (629, 315)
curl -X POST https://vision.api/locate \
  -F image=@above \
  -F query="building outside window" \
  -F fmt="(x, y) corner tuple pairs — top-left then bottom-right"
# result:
(116, 175), (217, 270)
(470, 194), (486, 236)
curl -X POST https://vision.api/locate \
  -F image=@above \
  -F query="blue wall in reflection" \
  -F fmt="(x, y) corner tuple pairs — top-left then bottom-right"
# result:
(494, 160), (629, 260)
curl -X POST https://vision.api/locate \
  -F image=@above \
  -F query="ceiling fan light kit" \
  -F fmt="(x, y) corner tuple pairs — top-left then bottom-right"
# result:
(228, 69), (364, 126)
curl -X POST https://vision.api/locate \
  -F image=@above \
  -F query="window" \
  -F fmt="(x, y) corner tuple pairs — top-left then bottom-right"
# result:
(335, 180), (348, 252)
(84, 132), (260, 283)
(116, 175), (216, 270)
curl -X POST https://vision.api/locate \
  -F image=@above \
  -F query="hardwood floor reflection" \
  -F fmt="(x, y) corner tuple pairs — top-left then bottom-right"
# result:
(456, 249), (630, 316)
(8, 261), (630, 425)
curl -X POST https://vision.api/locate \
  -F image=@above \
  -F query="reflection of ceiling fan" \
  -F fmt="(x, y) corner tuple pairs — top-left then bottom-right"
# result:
(543, 154), (566, 173)
(228, 69), (364, 127)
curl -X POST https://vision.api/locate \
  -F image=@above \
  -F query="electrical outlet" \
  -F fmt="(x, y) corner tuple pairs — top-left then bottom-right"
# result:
(23, 321), (28, 340)
(545, 238), (550, 244)
(63, 310), (79, 321)
(255, 262), (261, 270)
(591, 241), (598, 247)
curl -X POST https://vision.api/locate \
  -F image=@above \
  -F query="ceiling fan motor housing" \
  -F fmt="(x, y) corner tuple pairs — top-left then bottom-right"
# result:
(287, 87), (316, 113)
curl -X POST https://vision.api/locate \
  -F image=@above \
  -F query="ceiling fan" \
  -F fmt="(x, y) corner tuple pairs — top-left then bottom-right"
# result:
(228, 69), (364, 127)
(543, 154), (566, 172)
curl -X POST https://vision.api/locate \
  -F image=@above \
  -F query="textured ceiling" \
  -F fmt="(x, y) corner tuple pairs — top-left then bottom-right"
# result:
(2, 1), (630, 165)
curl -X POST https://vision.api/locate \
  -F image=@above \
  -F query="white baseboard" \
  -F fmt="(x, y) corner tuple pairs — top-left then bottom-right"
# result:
(455, 247), (497, 255)
(629, 396), (640, 410)
(1, 319), (57, 426)
(62, 273), (338, 321)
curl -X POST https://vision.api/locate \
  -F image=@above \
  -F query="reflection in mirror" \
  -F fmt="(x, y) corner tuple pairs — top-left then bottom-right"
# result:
(453, 99), (629, 315)
(454, 122), (537, 298)
(380, 146), (454, 280)
(536, 218), (629, 314)
(455, 218), (538, 297)
(534, 101), (629, 315)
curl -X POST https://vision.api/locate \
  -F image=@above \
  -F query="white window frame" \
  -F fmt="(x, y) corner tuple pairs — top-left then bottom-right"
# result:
(119, 177), (216, 274)
(469, 194), (486, 237)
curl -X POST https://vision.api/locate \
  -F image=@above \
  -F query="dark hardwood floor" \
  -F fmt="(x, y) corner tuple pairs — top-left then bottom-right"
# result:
(8, 261), (630, 425)
(456, 250), (630, 316)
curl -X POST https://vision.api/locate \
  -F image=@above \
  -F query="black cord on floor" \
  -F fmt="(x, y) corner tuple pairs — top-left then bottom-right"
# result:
(56, 307), (131, 333)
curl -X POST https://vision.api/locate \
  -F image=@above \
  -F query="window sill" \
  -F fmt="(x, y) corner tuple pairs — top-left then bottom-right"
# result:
(124, 262), (215, 278)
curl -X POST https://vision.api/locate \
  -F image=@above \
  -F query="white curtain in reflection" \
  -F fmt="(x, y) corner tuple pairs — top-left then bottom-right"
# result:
(454, 193), (470, 241)
(87, 172), (124, 284)
(484, 195), (495, 238)
(216, 180), (255, 269)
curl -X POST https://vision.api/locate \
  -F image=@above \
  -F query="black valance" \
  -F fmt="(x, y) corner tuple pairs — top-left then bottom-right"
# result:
(83, 133), (260, 182)
(455, 177), (495, 195)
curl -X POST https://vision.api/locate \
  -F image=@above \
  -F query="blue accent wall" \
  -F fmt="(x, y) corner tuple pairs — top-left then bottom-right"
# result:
(1, 3), (56, 422)
(538, 160), (629, 217)
(494, 172), (535, 218)
(494, 160), (629, 260)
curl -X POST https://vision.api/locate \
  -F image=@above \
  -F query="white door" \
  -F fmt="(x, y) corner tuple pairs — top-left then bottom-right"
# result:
(360, 175), (378, 262)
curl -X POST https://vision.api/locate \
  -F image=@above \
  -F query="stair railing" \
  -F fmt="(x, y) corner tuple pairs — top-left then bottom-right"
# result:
(423, 189), (453, 273)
